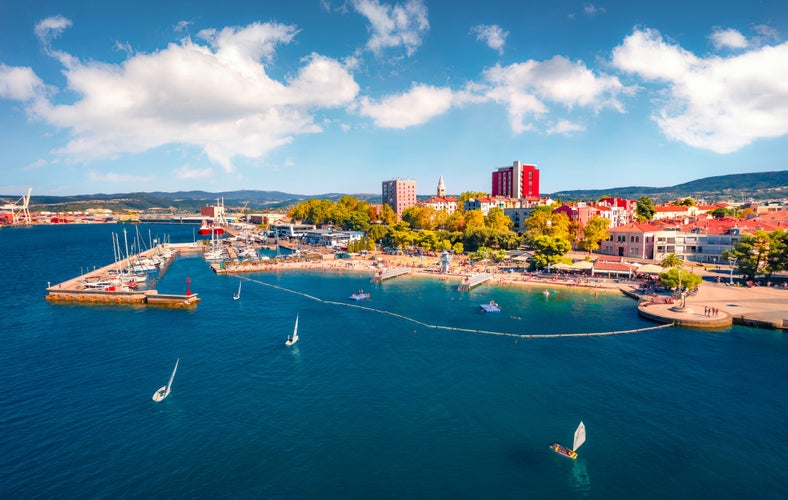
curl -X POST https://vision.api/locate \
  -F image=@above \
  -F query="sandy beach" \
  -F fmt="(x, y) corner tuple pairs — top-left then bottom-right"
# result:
(215, 250), (788, 330)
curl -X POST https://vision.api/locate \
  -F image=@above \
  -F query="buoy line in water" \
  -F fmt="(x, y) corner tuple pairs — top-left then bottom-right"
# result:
(238, 276), (674, 339)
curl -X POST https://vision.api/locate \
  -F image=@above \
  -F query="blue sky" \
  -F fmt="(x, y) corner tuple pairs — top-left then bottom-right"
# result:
(0, 0), (786, 197)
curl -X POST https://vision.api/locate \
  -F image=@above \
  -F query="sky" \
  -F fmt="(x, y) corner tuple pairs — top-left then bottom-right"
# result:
(0, 0), (786, 197)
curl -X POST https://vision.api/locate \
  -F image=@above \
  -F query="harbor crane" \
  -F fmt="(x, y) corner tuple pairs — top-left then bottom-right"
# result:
(0, 187), (32, 225)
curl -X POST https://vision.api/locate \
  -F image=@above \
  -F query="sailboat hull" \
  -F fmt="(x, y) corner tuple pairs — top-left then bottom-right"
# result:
(152, 386), (170, 402)
(549, 443), (577, 459)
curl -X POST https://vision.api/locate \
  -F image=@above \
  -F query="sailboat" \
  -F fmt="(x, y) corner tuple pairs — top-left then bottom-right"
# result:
(549, 421), (586, 459)
(285, 314), (299, 346)
(233, 281), (242, 300)
(152, 358), (179, 402)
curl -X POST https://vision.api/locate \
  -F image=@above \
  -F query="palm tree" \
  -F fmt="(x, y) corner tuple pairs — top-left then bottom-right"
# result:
(661, 253), (683, 268)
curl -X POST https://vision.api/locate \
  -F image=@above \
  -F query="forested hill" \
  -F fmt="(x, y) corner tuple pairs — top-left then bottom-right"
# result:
(550, 170), (788, 203)
(11, 170), (788, 212)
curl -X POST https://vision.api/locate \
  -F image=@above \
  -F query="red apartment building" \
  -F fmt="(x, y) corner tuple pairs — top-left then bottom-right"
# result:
(491, 161), (540, 199)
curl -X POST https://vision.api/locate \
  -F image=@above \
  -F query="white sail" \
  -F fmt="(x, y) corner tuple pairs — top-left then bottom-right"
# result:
(573, 421), (586, 451)
(152, 358), (179, 402)
(167, 358), (179, 392)
(286, 314), (299, 346)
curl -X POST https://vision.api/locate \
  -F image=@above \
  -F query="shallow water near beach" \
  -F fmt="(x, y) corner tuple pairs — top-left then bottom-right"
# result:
(1, 224), (786, 498)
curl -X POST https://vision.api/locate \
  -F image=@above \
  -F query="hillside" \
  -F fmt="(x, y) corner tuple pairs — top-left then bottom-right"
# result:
(8, 170), (788, 213)
(550, 170), (788, 203)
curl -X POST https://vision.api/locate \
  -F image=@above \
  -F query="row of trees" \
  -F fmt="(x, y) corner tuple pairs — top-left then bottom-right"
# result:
(723, 229), (788, 282)
(287, 195), (615, 270)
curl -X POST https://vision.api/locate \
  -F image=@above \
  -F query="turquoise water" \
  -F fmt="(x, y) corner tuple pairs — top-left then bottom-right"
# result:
(1, 224), (785, 498)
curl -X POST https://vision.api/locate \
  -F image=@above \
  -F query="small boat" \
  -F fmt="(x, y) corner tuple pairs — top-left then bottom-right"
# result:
(549, 421), (586, 459)
(349, 290), (370, 301)
(152, 358), (179, 402)
(285, 314), (299, 346)
(542, 290), (550, 297)
(233, 281), (241, 300)
(480, 300), (501, 312)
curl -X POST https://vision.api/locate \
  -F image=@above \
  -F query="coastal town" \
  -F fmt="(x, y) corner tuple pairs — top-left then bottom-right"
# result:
(12, 160), (785, 331)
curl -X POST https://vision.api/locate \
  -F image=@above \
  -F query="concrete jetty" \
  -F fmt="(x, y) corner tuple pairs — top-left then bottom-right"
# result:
(622, 282), (787, 330)
(372, 267), (411, 282)
(45, 242), (203, 308)
(458, 272), (494, 291)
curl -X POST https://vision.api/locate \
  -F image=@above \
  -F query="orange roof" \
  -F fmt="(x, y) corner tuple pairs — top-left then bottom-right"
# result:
(608, 222), (662, 233)
(654, 205), (690, 212)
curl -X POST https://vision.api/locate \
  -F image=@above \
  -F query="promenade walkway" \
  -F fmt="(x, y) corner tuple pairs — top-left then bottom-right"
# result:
(628, 282), (787, 330)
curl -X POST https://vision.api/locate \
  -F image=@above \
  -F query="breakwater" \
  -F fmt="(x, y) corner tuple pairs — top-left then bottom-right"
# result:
(45, 242), (203, 308)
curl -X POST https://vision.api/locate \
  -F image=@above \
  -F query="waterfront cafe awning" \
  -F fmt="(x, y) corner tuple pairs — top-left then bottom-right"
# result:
(636, 263), (665, 275)
(591, 261), (634, 277)
(570, 261), (593, 270)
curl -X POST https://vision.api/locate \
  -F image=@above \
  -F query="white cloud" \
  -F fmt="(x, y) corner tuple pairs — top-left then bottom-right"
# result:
(611, 27), (698, 81)
(547, 120), (586, 134)
(357, 83), (453, 128)
(470, 24), (508, 55)
(174, 165), (214, 179)
(24, 159), (48, 170)
(612, 27), (788, 153)
(34, 15), (72, 43)
(584, 3), (606, 16)
(15, 18), (359, 172)
(482, 56), (628, 133)
(353, 0), (429, 56)
(174, 20), (192, 33)
(710, 28), (748, 50)
(0, 63), (46, 101)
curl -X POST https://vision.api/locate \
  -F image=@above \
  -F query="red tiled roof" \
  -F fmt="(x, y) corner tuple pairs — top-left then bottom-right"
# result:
(608, 222), (662, 233)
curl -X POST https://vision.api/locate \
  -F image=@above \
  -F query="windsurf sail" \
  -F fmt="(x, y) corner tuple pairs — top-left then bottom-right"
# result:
(573, 421), (586, 451)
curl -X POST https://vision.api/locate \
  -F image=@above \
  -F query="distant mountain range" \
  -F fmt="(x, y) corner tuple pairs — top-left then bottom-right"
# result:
(550, 170), (788, 203)
(9, 170), (788, 213)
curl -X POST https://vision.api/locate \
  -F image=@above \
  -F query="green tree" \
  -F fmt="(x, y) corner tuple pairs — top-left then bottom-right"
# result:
(529, 235), (571, 270)
(366, 224), (389, 245)
(658, 267), (703, 290)
(345, 211), (371, 232)
(722, 230), (772, 281)
(635, 196), (656, 222)
(451, 242), (464, 254)
(675, 197), (696, 206)
(766, 230), (788, 279)
(578, 216), (610, 254)
(484, 207), (512, 232)
(464, 210), (485, 230)
(660, 253), (683, 268)
(445, 210), (466, 232)
(402, 205), (440, 230)
(379, 203), (398, 225)
(709, 207), (735, 219)
(456, 191), (488, 210)
(524, 210), (571, 244)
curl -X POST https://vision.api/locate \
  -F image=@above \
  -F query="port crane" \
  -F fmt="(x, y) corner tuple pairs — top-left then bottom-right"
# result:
(0, 187), (32, 225)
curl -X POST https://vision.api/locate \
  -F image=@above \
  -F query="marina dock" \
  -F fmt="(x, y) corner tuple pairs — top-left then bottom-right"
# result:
(372, 267), (411, 282)
(45, 242), (203, 308)
(458, 272), (494, 291)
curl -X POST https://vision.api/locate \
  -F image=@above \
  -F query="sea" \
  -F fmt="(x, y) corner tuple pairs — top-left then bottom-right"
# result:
(0, 223), (785, 499)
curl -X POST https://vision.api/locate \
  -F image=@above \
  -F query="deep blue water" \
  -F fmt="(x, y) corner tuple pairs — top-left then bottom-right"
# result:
(1, 224), (785, 498)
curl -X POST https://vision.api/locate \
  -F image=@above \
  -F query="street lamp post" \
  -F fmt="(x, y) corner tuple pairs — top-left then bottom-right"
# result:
(728, 257), (737, 285)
